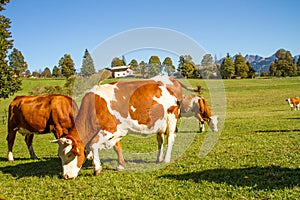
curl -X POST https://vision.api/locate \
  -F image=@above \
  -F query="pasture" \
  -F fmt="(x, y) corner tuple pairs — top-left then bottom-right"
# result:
(0, 78), (299, 199)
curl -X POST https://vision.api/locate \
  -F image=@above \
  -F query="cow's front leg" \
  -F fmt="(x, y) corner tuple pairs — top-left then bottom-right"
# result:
(113, 141), (125, 170)
(25, 134), (39, 159)
(92, 148), (102, 176)
(156, 133), (164, 163)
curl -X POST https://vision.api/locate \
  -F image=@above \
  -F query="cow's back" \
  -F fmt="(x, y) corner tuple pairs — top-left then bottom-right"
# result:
(8, 94), (78, 135)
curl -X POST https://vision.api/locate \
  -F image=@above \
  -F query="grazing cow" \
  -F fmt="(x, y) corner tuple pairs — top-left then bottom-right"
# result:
(181, 94), (218, 132)
(7, 94), (78, 161)
(52, 76), (193, 179)
(286, 97), (300, 111)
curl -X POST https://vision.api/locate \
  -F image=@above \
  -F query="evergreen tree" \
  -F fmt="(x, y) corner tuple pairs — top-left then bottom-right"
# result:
(80, 49), (95, 77)
(41, 67), (51, 78)
(220, 53), (234, 79)
(129, 59), (139, 74)
(162, 57), (175, 76)
(177, 55), (197, 78)
(296, 56), (300, 76)
(234, 54), (249, 78)
(139, 61), (147, 78)
(59, 54), (75, 79)
(246, 61), (256, 78)
(200, 54), (217, 79)
(8, 48), (28, 75)
(52, 65), (61, 78)
(111, 57), (125, 67)
(269, 49), (296, 77)
(148, 56), (161, 77)
(0, 0), (22, 99)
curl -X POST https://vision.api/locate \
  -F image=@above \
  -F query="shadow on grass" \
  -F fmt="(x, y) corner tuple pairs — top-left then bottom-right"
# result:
(160, 166), (300, 190)
(255, 129), (300, 133)
(0, 157), (62, 178)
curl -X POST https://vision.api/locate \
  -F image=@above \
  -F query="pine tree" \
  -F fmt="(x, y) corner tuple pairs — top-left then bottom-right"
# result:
(129, 59), (139, 74)
(59, 54), (75, 79)
(177, 55), (197, 78)
(0, 0), (22, 99)
(234, 54), (249, 78)
(220, 53), (234, 79)
(139, 61), (147, 78)
(162, 57), (175, 76)
(81, 49), (95, 77)
(296, 56), (300, 76)
(8, 48), (28, 75)
(111, 57), (125, 67)
(148, 56), (161, 77)
(52, 65), (61, 78)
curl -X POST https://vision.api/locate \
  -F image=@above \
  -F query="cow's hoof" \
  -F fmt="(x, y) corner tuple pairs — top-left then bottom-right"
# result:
(7, 152), (14, 162)
(93, 167), (102, 176)
(116, 165), (125, 170)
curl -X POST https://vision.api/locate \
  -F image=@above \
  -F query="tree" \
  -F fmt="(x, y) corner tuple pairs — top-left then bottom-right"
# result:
(148, 56), (161, 77)
(111, 57), (125, 67)
(246, 61), (256, 78)
(269, 49), (296, 77)
(177, 55), (197, 78)
(52, 65), (61, 78)
(296, 56), (300, 76)
(59, 54), (75, 78)
(162, 57), (175, 76)
(129, 59), (139, 74)
(234, 54), (249, 78)
(8, 48), (28, 75)
(41, 67), (51, 78)
(220, 53), (234, 79)
(139, 61), (147, 77)
(0, 0), (22, 99)
(80, 49), (95, 77)
(200, 54), (217, 79)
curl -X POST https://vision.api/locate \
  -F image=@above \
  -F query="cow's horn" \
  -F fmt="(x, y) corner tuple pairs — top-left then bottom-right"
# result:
(50, 139), (59, 143)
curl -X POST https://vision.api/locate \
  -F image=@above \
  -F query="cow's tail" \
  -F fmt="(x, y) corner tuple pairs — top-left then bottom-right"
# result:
(178, 81), (202, 94)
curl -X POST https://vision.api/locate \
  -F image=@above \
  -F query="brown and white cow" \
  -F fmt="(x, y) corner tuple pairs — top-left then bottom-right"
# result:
(181, 94), (218, 132)
(7, 94), (78, 161)
(53, 76), (188, 179)
(286, 97), (300, 111)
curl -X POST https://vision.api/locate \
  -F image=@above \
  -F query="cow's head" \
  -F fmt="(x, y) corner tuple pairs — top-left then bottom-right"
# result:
(208, 115), (219, 132)
(52, 137), (85, 179)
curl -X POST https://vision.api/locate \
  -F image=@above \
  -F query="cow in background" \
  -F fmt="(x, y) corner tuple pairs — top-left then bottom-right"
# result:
(7, 94), (78, 161)
(52, 76), (195, 179)
(180, 94), (218, 132)
(286, 97), (300, 111)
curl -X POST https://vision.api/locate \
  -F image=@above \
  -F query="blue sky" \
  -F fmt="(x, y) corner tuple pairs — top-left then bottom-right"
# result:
(3, 0), (300, 72)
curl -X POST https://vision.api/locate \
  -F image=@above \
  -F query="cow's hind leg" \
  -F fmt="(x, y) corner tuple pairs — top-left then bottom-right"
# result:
(92, 148), (102, 176)
(6, 129), (17, 161)
(114, 141), (125, 170)
(156, 132), (164, 163)
(25, 134), (39, 159)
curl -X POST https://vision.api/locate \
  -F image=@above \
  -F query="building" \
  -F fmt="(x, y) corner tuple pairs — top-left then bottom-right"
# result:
(111, 65), (133, 78)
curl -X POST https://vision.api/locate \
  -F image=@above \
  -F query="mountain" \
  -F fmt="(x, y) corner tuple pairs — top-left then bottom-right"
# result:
(218, 53), (300, 74)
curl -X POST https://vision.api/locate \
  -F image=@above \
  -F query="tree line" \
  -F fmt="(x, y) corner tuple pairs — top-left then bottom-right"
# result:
(1, 0), (300, 100)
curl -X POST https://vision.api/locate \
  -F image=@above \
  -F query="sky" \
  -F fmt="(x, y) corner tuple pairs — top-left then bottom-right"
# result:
(3, 0), (300, 72)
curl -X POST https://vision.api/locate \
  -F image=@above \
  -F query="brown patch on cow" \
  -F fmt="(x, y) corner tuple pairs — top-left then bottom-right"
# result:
(167, 105), (180, 119)
(128, 82), (164, 127)
(111, 80), (159, 119)
(198, 97), (212, 120)
(75, 92), (118, 145)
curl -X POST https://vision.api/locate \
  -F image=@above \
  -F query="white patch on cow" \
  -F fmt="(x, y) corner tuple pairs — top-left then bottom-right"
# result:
(7, 151), (14, 161)
(209, 115), (219, 132)
(62, 156), (80, 179)
(164, 112), (177, 163)
(152, 75), (174, 85)
(90, 84), (117, 104)
(130, 105), (136, 112)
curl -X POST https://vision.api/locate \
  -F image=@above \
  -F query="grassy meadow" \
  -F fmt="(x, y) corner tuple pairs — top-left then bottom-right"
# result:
(0, 77), (299, 199)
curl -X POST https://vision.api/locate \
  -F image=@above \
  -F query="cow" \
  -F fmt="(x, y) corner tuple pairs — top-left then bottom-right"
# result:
(180, 94), (218, 132)
(7, 94), (78, 161)
(52, 76), (197, 179)
(286, 97), (300, 111)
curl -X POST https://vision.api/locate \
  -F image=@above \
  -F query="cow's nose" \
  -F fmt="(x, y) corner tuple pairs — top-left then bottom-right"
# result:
(63, 174), (69, 180)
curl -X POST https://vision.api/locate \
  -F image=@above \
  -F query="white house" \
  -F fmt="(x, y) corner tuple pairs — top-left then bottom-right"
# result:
(111, 65), (133, 78)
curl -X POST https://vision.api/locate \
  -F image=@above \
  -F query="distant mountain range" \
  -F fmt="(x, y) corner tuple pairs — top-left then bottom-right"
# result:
(218, 53), (299, 73)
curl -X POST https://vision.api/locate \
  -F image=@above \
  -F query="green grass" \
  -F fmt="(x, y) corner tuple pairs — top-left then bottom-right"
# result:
(0, 78), (300, 199)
